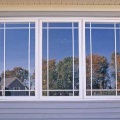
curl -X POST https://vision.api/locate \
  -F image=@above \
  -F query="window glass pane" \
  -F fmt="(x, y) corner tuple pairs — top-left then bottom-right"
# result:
(74, 23), (78, 27)
(85, 23), (90, 27)
(6, 23), (29, 28)
(30, 23), (35, 27)
(86, 23), (116, 96)
(116, 23), (120, 28)
(49, 22), (72, 27)
(43, 23), (47, 27)
(86, 28), (91, 95)
(30, 29), (35, 91)
(116, 29), (120, 95)
(42, 22), (79, 96)
(5, 29), (29, 95)
(0, 29), (4, 94)
(74, 29), (79, 91)
(42, 91), (73, 96)
(49, 29), (73, 91)
(0, 23), (4, 28)
(91, 23), (114, 27)
(5, 91), (29, 96)
(0, 22), (36, 96)
(42, 29), (47, 90)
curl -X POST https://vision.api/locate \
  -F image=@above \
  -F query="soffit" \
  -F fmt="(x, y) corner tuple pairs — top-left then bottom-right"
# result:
(0, 0), (120, 5)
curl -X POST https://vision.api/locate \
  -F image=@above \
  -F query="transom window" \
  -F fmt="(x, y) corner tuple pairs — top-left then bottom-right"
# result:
(0, 18), (120, 100)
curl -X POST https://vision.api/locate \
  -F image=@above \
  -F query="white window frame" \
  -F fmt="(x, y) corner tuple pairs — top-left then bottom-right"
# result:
(39, 18), (83, 101)
(0, 17), (120, 101)
(0, 18), (38, 101)
(83, 18), (120, 100)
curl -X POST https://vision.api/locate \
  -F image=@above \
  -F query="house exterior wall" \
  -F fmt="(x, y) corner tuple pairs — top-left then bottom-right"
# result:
(0, 7), (120, 120)
(0, 101), (120, 120)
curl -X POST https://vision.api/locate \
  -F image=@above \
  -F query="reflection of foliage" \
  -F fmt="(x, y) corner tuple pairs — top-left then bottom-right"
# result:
(42, 59), (57, 90)
(42, 57), (79, 96)
(111, 52), (120, 89)
(86, 54), (109, 90)
(1, 67), (28, 82)
(57, 57), (73, 89)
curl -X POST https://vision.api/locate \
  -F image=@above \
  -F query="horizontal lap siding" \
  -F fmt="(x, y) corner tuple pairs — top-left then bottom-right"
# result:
(0, 101), (120, 120)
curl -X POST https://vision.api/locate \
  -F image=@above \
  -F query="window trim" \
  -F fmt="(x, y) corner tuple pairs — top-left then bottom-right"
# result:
(0, 18), (38, 100)
(83, 18), (120, 100)
(1, 17), (120, 101)
(39, 18), (83, 100)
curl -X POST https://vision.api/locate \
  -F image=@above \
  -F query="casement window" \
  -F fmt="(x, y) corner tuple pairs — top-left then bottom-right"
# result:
(0, 18), (120, 100)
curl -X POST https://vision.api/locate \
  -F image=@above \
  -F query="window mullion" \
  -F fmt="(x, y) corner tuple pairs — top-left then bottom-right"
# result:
(114, 23), (117, 96)
(28, 22), (31, 96)
(90, 22), (92, 96)
(79, 20), (84, 99)
(3, 22), (5, 97)
(72, 23), (75, 96)
(47, 23), (49, 96)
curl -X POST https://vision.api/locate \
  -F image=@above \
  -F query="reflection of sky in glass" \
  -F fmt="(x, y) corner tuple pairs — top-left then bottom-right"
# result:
(49, 29), (72, 60)
(6, 29), (28, 69)
(116, 29), (120, 52)
(92, 29), (115, 61)
(85, 23), (119, 90)
(0, 23), (35, 75)
(42, 23), (79, 61)
(86, 25), (115, 61)
(0, 30), (4, 74)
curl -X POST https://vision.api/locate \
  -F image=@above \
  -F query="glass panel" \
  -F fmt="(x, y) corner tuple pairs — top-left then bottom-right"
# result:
(92, 28), (115, 96)
(42, 29), (47, 90)
(0, 29), (4, 91)
(30, 23), (35, 27)
(42, 22), (79, 96)
(85, 23), (90, 27)
(92, 91), (116, 96)
(5, 91), (29, 96)
(74, 91), (79, 96)
(5, 29), (29, 92)
(86, 91), (91, 96)
(30, 91), (35, 96)
(91, 23), (114, 27)
(6, 23), (29, 28)
(74, 23), (78, 27)
(116, 29), (120, 95)
(86, 23), (116, 96)
(116, 23), (120, 28)
(86, 28), (91, 95)
(30, 29), (35, 91)
(43, 23), (47, 27)
(49, 29), (73, 90)
(42, 91), (73, 96)
(74, 29), (79, 91)
(49, 23), (72, 27)
(0, 23), (4, 28)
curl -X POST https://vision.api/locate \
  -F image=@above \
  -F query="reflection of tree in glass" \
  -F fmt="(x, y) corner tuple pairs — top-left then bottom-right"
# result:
(111, 52), (120, 90)
(42, 57), (79, 96)
(42, 59), (57, 91)
(86, 54), (110, 90)
(1, 67), (28, 82)
(57, 57), (73, 90)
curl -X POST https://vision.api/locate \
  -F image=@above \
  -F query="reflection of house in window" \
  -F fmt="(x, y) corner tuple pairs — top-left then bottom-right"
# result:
(13, 87), (20, 90)
(0, 77), (27, 96)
